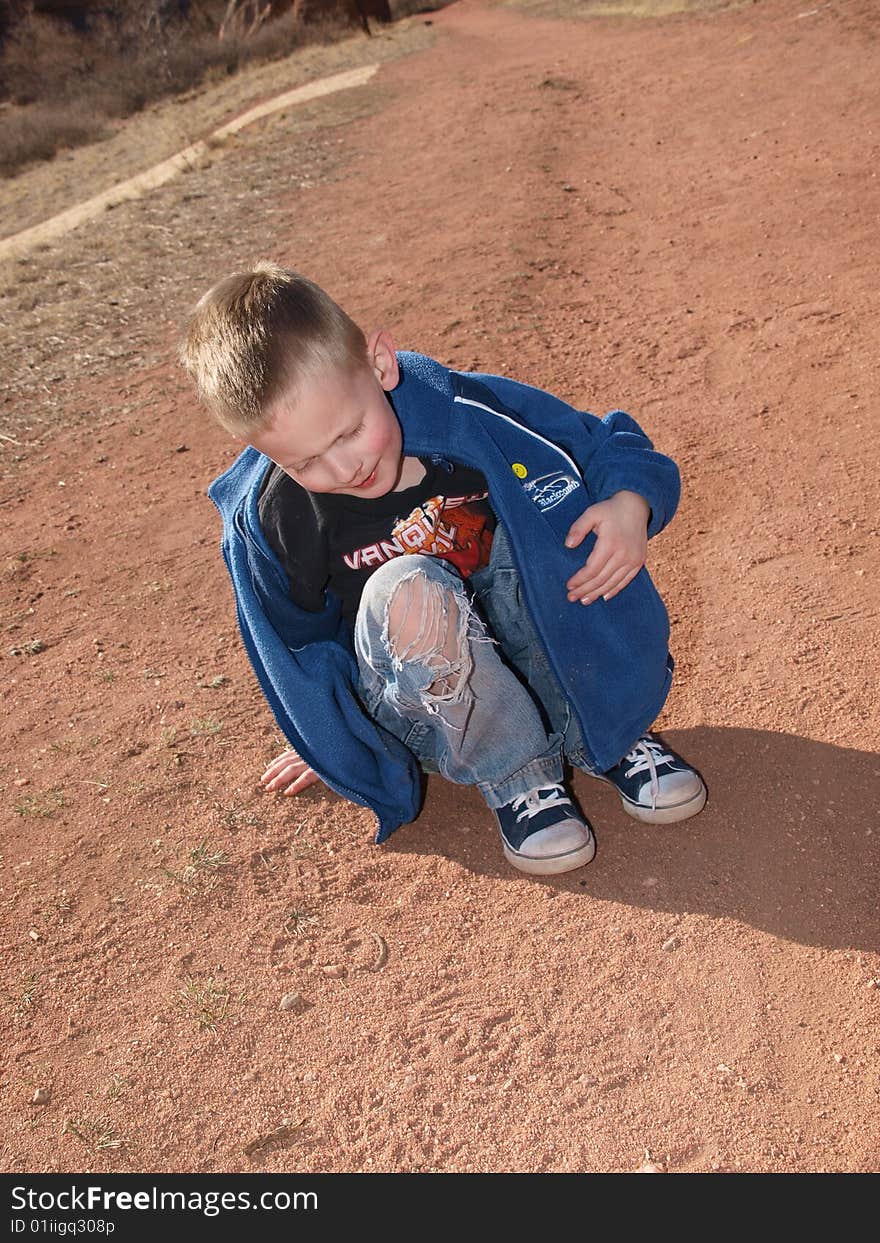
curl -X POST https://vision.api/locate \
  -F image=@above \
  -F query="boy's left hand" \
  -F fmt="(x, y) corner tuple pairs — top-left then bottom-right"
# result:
(564, 489), (650, 604)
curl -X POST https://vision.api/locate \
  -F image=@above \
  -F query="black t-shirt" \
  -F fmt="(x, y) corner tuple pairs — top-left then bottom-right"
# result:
(258, 457), (497, 624)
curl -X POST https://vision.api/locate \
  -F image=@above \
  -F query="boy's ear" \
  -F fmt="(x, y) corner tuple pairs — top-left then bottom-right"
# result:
(367, 328), (399, 391)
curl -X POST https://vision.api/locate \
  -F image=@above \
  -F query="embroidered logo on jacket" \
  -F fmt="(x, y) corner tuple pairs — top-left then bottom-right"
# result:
(522, 471), (580, 511)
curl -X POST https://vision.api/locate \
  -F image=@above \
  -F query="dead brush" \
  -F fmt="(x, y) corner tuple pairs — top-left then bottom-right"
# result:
(177, 974), (233, 1031)
(9, 972), (42, 1019)
(161, 839), (229, 888)
(285, 907), (318, 937)
(0, 105), (107, 176)
(14, 788), (65, 818)
(62, 1113), (125, 1152)
(0, 2), (375, 177)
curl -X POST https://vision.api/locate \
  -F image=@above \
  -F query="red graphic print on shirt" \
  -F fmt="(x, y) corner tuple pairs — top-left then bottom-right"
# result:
(341, 492), (494, 578)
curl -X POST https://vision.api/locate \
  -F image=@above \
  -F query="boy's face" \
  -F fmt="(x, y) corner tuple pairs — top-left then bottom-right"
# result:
(249, 329), (404, 498)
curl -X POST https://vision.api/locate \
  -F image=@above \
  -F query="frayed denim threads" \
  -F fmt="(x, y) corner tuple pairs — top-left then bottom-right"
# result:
(354, 550), (564, 809)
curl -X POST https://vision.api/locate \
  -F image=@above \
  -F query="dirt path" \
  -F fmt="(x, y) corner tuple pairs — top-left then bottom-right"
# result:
(2, 0), (878, 1174)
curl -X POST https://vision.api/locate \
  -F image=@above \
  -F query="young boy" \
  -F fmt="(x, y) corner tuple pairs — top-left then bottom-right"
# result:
(181, 261), (706, 876)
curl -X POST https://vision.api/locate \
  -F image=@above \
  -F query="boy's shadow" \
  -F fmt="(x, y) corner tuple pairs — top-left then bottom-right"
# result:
(404, 727), (879, 954)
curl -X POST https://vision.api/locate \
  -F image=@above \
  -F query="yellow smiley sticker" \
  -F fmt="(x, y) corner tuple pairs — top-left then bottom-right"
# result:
(512, 462), (527, 479)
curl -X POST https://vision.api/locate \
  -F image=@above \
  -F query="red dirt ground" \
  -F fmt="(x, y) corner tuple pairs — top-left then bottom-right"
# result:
(1, 0), (878, 1174)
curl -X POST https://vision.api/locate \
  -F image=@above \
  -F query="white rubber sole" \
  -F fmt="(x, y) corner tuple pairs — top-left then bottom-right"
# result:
(602, 778), (708, 825)
(502, 831), (596, 875)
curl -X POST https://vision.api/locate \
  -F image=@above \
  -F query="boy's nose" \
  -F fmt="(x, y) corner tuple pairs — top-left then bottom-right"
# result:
(324, 444), (361, 484)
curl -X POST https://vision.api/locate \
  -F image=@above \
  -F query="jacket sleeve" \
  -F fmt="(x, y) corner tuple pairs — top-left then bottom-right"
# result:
(222, 511), (423, 835)
(468, 373), (681, 538)
(208, 448), (422, 838)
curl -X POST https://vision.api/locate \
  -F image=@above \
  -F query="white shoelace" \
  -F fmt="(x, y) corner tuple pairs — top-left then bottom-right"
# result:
(511, 785), (570, 823)
(622, 737), (675, 810)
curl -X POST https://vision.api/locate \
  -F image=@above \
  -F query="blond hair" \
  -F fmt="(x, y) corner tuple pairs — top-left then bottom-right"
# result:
(179, 261), (367, 435)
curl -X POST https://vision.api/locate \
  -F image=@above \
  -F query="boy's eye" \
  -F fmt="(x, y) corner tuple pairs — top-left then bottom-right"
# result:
(343, 420), (365, 440)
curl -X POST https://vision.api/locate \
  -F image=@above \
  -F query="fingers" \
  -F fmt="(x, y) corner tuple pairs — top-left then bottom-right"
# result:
(263, 762), (301, 791)
(280, 768), (321, 796)
(566, 545), (615, 599)
(569, 559), (640, 604)
(564, 507), (599, 550)
(260, 748), (303, 783)
(593, 564), (639, 603)
(260, 747), (320, 796)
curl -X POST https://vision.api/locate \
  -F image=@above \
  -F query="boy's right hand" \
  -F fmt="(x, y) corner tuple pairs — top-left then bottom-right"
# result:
(260, 748), (322, 796)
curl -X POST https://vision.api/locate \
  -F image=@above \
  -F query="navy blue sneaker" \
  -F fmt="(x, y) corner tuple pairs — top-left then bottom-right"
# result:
(595, 734), (707, 824)
(493, 784), (596, 875)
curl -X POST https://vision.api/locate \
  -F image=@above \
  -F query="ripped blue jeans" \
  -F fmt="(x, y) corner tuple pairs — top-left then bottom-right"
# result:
(354, 522), (592, 810)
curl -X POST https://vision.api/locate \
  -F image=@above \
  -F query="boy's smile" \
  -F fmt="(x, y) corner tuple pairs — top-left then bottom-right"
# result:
(249, 329), (406, 498)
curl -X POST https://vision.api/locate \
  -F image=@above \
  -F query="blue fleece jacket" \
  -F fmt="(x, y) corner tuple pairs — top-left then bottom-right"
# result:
(208, 352), (680, 842)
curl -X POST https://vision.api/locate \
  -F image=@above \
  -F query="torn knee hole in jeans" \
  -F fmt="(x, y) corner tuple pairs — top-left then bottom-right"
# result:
(382, 567), (495, 713)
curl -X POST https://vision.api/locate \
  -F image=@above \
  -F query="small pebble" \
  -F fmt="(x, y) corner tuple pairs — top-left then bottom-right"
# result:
(32, 1088), (51, 1106)
(14, 778), (30, 787)
(662, 935), (680, 952)
(28, 930), (40, 942)
(636, 1160), (664, 1173)
(321, 965), (345, 978)
(833, 1052), (846, 1064)
(280, 991), (307, 1013)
